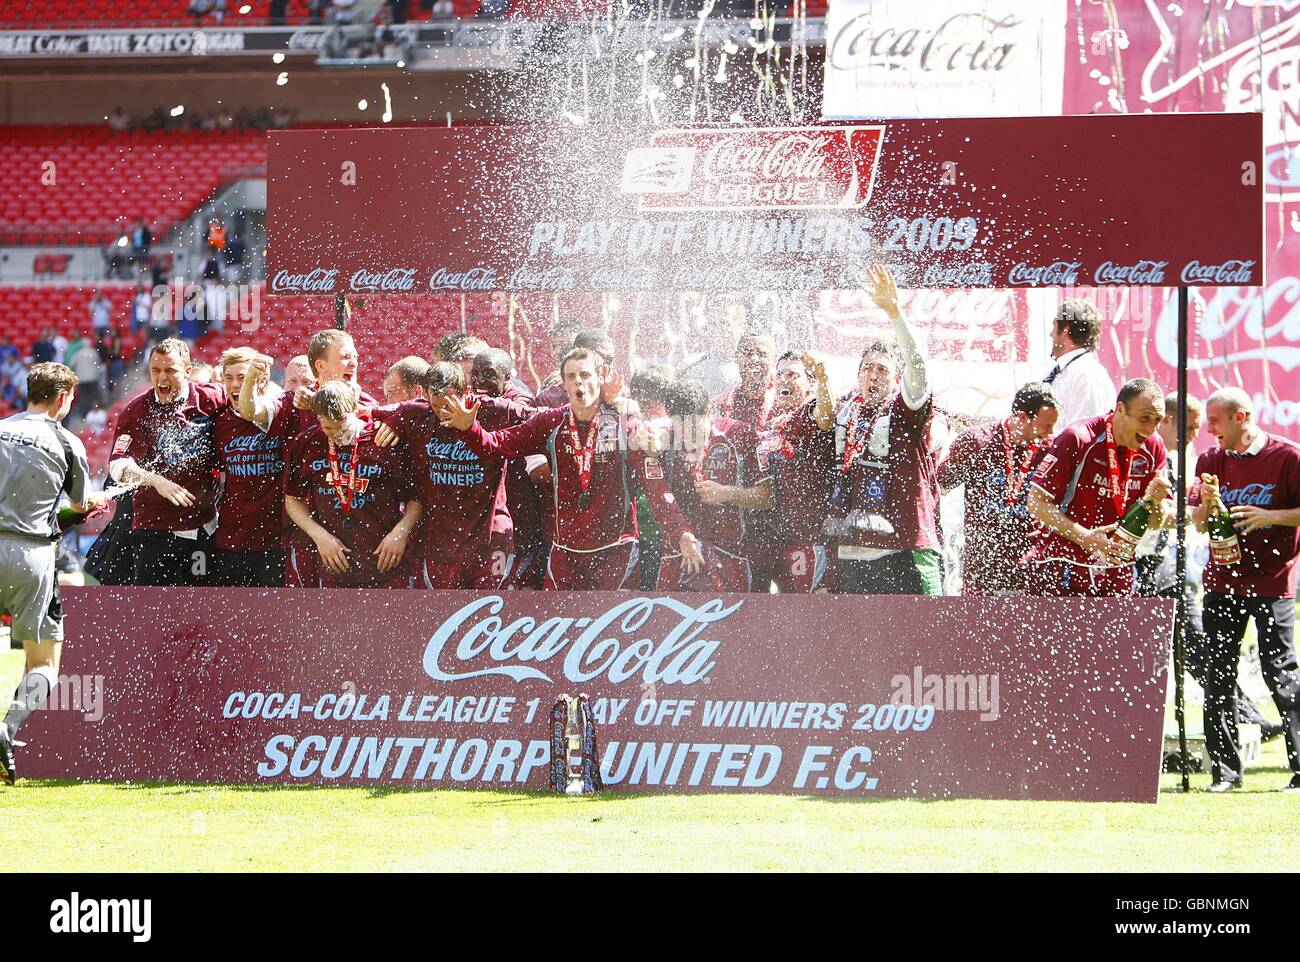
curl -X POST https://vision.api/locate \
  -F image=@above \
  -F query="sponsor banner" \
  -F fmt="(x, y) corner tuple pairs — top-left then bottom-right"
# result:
(0, 26), (331, 58)
(23, 588), (1172, 801)
(266, 116), (1264, 293)
(1065, 2), (1300, 439)
(822, 0), (1067, 119)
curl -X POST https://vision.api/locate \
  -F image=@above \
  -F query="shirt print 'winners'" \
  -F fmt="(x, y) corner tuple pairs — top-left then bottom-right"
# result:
(212, 390), (295, 551)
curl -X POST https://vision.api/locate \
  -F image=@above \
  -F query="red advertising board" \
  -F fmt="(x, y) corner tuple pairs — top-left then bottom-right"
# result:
(1065, 2), (1300, 440)
(266, 114), (1263, 294)
(24, 588), (1173, 802)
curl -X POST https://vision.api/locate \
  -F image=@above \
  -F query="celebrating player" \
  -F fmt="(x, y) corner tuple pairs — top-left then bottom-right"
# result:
(939, 383), (1060, 595)
(645, 379), (770, 592)
(108, 339), (226, 586)
(713, 332), (777, 430)
(808, 266), (945, 595)
(383, 356), (430, 404)
(374, 361), (531, 589)
(1025, 378), (1171, 596)
(284, 382), (422, 588)
(440, 347), (703, 590)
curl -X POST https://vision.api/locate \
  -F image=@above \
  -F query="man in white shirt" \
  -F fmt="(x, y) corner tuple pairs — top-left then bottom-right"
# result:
(1044, 299), (1116, 431)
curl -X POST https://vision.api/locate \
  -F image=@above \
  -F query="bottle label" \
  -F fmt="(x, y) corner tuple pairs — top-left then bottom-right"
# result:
(1210, 536), (1242, 566)
(1109, 525), (1141, 563)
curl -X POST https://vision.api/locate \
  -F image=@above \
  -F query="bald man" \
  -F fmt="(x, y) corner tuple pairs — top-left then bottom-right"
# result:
(1192, 387), (1300, 793)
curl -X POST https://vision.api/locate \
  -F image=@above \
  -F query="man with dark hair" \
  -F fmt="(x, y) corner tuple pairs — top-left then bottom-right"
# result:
(537, 328), (617, 408)
(107, 339), (226, 586)
(470, 348), (545, 588)
(628, 364), (674, 417)
(644, 378), (769, 592)
(440, 347), (701, 590)
(383, 356), (429, 404)
(1026, 378), (1171, 597)
(799, 267), (944, 595)
(1044, 298), (1116, 429)
(713, 332), (777, 431)
(284, 382), (422, 588)
(435, 333), (490, 380)
(939, 382), (1060, 595)
(374, 361), (533, 589)
(0, 363), (103, 783)
(759, 352), (838, 593)
(1192, 387), (1300, 792)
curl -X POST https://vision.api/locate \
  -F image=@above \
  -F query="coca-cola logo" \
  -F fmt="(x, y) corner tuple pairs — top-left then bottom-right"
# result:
(1093, 260), (1168, 285)
(1179, 259), (1257, 286)
(828, 11), (1023, 74)
(1007, 260), (1082, 286)
(271, 267), (336, 293)
(1154, 278), (1300, 372)
(1222, 482), (1276, 507)
(428, 267), (498, 291)
(922, 262), (994, 287)
(701, 134), (829, 184)
(286, 29), (325, 50)
(421, 595), (740, 685)
(350, 267), (416, 292)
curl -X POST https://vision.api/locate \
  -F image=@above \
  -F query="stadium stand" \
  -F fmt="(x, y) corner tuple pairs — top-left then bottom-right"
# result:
(0, 126), (266, 246)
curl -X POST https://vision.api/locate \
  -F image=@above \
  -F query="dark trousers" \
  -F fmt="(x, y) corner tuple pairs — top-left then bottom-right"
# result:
(1153, 583), (1271, 728)
(214, 548), (287, 588)
(1202, 592), (1300, 783)
(133, 530), (214, 587)
(836, 549), (942, 596)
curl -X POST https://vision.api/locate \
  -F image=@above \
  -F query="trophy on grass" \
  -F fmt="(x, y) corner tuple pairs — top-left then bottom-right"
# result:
(549, 693), (602, 796)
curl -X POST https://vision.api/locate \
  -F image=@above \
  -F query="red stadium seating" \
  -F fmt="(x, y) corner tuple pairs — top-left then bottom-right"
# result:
(0, 126), (266, 246)
(0, 1), (314, 28)
(0, 285), (147, 360)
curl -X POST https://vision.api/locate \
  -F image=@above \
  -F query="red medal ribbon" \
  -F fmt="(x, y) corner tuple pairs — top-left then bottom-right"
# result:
(567, 409), (598, 495)
(1103, 413), (1133, 518)
(1001, 419), (1040, 507)
(840, 394), (873, 474)
(327, 434), (361, 519)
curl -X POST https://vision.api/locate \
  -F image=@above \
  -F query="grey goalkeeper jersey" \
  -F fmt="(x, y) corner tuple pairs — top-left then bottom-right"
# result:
(0, 410), (89, 540)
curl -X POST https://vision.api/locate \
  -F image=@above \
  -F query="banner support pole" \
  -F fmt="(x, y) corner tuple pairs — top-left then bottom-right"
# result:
(1175, 286), (1191, 792)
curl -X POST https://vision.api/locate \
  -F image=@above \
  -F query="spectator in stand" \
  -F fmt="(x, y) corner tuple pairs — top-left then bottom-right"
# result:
(70, 343), (103, 419)
(51, 330), (69, 366)
(207, 217), (227, 254)
(89, 290), (112, 336)
(108, 107), (131, 131)
(224, 233), (246, 284)
(187, 0), (226, 23)
(131, 281), (152, 334)
(84, 403), (108, 433)
(0, 337), (17, 365)
(938, 383), (1060, 595)
(269, 0), (289, 24)
(30, 330), (57, 366)
(131, 219), (152, 268)
(215, 107), (235, 131)
(1043, 299), (1116, 431)
(107, 339), (226, 587)
(99, 330), (126, 398)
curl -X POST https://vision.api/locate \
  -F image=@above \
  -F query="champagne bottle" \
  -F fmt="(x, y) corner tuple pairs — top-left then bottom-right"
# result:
(1209, 505), (1242, 566)
(1108, 498), (1153, 562)
(56, 505), (91, 532)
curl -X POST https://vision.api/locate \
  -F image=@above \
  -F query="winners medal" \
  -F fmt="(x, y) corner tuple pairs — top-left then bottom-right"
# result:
(327, 436), (361, 534)
(568, 409), (597, 512)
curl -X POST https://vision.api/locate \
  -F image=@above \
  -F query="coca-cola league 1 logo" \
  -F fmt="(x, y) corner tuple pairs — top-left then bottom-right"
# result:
(270, 268), (337, 293)
(422, 595), (741, 685)
(350, 268), (416, 293)
(624, 126), (885, 212)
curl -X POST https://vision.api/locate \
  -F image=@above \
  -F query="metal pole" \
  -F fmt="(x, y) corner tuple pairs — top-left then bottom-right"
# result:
(1175, 286), (1190, 792)
(334, 292), (347, 330)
